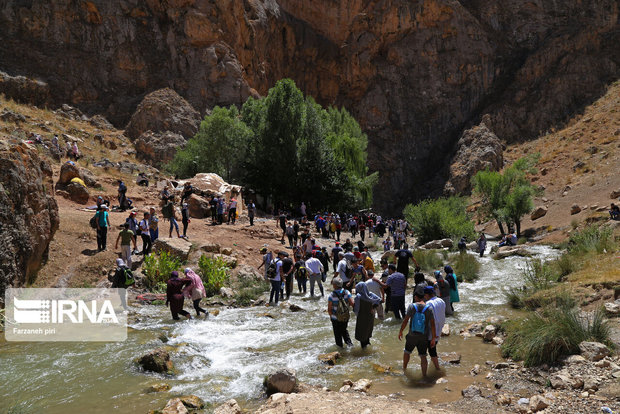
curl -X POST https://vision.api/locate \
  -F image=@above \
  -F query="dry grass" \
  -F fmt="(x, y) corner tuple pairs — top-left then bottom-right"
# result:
(568, 253), (620, 285)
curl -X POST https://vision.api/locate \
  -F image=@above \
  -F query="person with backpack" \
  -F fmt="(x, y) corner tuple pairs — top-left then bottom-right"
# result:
(423, 285), (446, 371)
(328, 277), (354, 348)
(294, 258), (308, 294)
(94, 204), (110, 252)
(386, 264), (407, 319)
(115, 222), (137, 268)
(267, 252), (284, 305)
(444, 265), (459, 314)
(112, 258), (134, 310)
(166, 271), (192, 320)
(181, 203), (190, 238)
(395, 243), (418, 280)
(304, 253), (324, 297)
(354, 282), (382, 348)
(182, 268), (207, 317)
(258, 246), (273, 281)
(398, 285), (436, 376)
(281, 252), (295, 300)
(285, 222), (294, 248)
(138, 212), (152, 255)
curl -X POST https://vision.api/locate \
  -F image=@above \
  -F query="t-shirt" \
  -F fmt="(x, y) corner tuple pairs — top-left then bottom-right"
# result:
(262, 252), (273, 272)
(426, 296), (446, 341)
(365, 278), (382, 297)
(395, 249), (413, 274)
(279, 214), (286, 228)
(336, 259), (349, 282)
(229, 200), (237, 209)
(273, 259), (282, 282)
(328, 289), (352, 320)
(383, 240), (392, 251)
(281, 257), (294, 274)
(386, 272), (406, 296)
(305, 257), (323, 275)
(119, 229), (134, 246)
(406, 302), (434, 337)
(96, 210), (108, 227)
(331, 246), (343, 264)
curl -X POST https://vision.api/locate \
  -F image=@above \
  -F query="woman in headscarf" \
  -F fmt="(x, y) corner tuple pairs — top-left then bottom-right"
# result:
(166, 271), (192, 320)
(354, 281), (382, 348)
(444, 265), (459, 314)
(434, 270), (452, 316)
(183, 268), (207, 317)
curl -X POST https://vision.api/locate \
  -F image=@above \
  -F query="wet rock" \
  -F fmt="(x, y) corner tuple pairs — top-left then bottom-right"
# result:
(220, 287), (235, 298)
(187, 193), (211, 219)
(440, 238), (453, 248)
(482, 325), (496, 342)
(493, 246), (532, 259)
(491, 336), (504, 345)
(161, 398), (188, 414)
(146, 382), (171, 393)
(421, 240), (444, 249)
(493, 362), (510, 370)
(352, 378), (372, 392)
(440, 352), (461, 364)
(571, 204), (582, 215)
(435, 378), (448, 384)
(289, 304), (305, 312)
(604, 302), (620, 315)
(531, 206), (548, 220)
(318, 352), (340, 365)
(179, 395), (205, 409)
(529, 395), (550, 412)
(371, 363), (392, 373)
(138, 348), (174, 374)
(441, 324), (450, 336)
(263, 369), (297, 395)
(579, 341), (610, 361)
(470, 364), (480, 376)
(461, 385), (481, 398)
(153, 237), (192, 261)
(214, 399), (242, 414)
(496, 394), (511, 406)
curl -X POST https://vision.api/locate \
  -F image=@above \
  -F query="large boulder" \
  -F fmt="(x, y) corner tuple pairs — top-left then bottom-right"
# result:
(153, 238), (192, 262)
(0, 141), (59, 298)
(63, 181), (90, 204)
(187, 193), (211, 219)
(57, 161), (81, 186)
(263, 369), (297, 395)
(579, 341), (610, 361)
(78, 167), (100, 188)
(0, 71), (51, 107)
(444, 117), (503, 196)
(137, 348), (174, 374)
(530, 206), (548, 220)
(134, 131), (187, 168)
(493, 245), (532, 259)
(125, 88), (200, 141)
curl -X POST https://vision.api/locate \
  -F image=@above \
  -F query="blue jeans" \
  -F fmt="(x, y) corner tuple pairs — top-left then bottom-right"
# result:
(269, 280), (281, 304)
(169, 218), (179, 235)
(149, 228), (158, 242)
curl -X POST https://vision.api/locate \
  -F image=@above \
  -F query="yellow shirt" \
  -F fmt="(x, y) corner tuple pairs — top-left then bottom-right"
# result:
(363, 256), (375, 272)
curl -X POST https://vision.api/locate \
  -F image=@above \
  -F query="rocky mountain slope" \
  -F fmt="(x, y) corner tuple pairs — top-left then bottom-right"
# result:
(1, 0), (618, 214)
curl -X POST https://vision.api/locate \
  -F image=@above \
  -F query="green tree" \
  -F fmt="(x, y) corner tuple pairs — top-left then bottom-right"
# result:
(167, 106), (251, 181)
(403, 197), (475, 244)
(472, 169), (508, 235)
(503, 184), (535, 238)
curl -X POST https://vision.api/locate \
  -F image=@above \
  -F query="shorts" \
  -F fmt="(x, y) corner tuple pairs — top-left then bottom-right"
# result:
(404, 332), (428, 356)
(427, 340), (438, 358)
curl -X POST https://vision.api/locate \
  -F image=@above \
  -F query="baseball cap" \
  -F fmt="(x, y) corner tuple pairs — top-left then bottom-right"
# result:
(423, 285), (435, 295)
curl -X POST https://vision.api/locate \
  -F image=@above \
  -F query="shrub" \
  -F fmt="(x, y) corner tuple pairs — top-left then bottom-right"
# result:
(522, 259), (558, 291)
(141, 251), (182, 291)
(412, 250), (444, 272)
(522, 288), (576, 310)
(502, 305), (611, 366)
(553, 254), (578, 279)
(451, 253), (481, 282)
(403, 197), (475, 244)
(198, 255), (230, 296)
(567, 225), (615, 255)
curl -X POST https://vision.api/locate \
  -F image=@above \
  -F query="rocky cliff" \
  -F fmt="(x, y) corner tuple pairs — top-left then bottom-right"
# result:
(0, 0), (618, 214)
(0, 140), (59, 299)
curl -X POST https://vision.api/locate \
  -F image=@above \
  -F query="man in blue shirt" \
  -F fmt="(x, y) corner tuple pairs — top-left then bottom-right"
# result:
(386, 264), (407, 319)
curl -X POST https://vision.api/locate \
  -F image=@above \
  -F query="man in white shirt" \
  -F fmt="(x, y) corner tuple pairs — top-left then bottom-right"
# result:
(423, 285), (446, 371)
(268, 252), (284, 305)
(365, 271), (385, 320)
(305, 253), (324, 297)
(335, 252), (349, 284)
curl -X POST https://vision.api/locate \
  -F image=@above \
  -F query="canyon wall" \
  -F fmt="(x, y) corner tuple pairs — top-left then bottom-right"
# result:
(0, 0), (618, 214)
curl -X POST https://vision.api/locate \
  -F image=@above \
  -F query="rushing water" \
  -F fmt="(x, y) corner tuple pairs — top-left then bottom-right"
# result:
(0, 244), (560, 413)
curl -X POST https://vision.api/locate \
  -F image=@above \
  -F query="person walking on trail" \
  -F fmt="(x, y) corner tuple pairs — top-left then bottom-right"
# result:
(331, 242), (343, 272)
(166, 271), (192, 320)
(278, 210), (287, 244)
(183, 268), (208, 317)
(477, 233), (487, 257)
(399, 285), (436, 376)
(247, 201), (256, 226)
(217, 197), (225, 224)
(423, 285), (445, 371)
(293, 220), (300, 246)
(305, 253), (324, 297)
(181, 203), (190, 238)
(359, 221), (366, 242)
(354, 281), (382, 348)
(125, 211), (139, 252)
(328, 278), (354, 348)
(386, 264), (407, 319)
(258, 247), (273, 281)
(444, 265), (459, 314)
(434, 270), (452, 316)
(365, 270), (386, 320)
(115, 222), (137, 268)
(395, 243), (418, 280)
(285, 222), (294, 248)
(268, 251), (284, 305)
(138, 212), (152, 255)
(380, 259), (392, 316)
(227, 197), (238, 224)
(148, 207), (160, 241)
(95, 204), (110, 252)
(293, 257), (308, 294)
(162, 203), (180, 238)
(112, 258), (133, 310)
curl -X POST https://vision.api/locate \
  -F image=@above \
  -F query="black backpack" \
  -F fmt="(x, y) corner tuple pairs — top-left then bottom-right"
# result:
(90, 213), (98, 229)
(266, 259), (279, 280)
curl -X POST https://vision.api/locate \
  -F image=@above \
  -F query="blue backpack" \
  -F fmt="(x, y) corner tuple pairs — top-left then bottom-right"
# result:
(411, 304), (430, 334)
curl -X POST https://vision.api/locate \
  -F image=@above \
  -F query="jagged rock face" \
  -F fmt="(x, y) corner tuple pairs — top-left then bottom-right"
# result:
(0, 141), (59, 298)
(0, 0), (618, 214)
(444, 119), (503, 196)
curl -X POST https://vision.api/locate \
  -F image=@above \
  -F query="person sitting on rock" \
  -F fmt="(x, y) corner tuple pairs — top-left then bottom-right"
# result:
(610, 203), (620, 220)
(136, 172), (149, 187)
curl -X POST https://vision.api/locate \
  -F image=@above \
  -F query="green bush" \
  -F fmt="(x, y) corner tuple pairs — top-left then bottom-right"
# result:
(403, 197), (475, 245)
(141, 251), (182, 291)
(502, 305), (611, 366)
(567, 225), (615, 255)
(452, 253), (481, 282)
(504, 259), (561, 309)
(553, 254), (578, 279)
(412, 250), (444, 272)
(198, 255), (230, 296)
(522, 288), (576, 310)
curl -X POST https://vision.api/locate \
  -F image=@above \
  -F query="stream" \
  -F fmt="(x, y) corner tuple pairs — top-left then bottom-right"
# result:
(0, 245), (560, 413)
